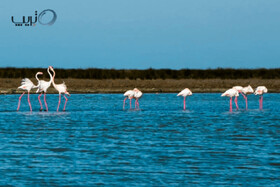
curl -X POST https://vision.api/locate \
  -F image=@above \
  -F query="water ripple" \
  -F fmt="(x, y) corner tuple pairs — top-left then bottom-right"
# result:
(0, 93), (279, 185)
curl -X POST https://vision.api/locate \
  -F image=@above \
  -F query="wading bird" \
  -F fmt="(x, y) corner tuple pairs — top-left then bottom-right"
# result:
(49, 66), (70, 112)
(17, 72), (42, 112)
(177, 88), (192, 110)
(221, 88), (239, 112)
(241, 85), (254, 110)
(232, 86), (243, 110)
(123, 89), (134, 110)
(254, 86), (268, 110)
(133, 88), (142, 109)
(36, 66), (53, 111)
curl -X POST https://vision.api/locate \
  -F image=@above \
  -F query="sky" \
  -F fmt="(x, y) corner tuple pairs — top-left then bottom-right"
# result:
(0, 0), (280, 69)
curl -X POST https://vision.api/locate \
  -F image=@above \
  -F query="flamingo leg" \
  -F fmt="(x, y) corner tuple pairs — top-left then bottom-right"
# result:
(17, 92), (25, 111)
(259, 96), (262, 110)
(183, 97), (186, 110)
(38, 93), (43, 111)
(261, 95), (263, 109)
(123, 97), (127, 110)
(241, 93), (248, 110)
(261, 96), (262, 110)
(137, 99), (140, 109)
(27, 91), (32, 112)
(63, 94), (68, 111)
(135, 99), (137, 109)
(57, 93), (61, 112)
(230, 97), (232, 112)
(44, 92), (48, 111)
(245, 96), (248, 110)
(234, 96), (239, 110)
(129, 99), (132, 109)
(263, 95), (264, 109)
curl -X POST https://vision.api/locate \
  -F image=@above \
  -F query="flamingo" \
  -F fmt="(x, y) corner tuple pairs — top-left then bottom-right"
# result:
(254, 86), (268, 110)
(177, 88), (192, 110)
(133, 88), (142, 109)
(49, 66), (70, 112)
(36, 66), (53, 111)
(17, 72), (42, 112)
(123, 89), (134, 110)
(241, 85), (254, 110)
(232, 86), (243, 110)
(221, 88), (239, 112)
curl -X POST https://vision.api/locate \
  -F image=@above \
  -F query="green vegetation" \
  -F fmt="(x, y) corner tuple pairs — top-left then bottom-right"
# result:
(1, 68), (280, 79)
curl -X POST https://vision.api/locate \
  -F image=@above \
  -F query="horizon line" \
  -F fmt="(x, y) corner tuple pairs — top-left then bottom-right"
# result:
(1, 67), (280, 71)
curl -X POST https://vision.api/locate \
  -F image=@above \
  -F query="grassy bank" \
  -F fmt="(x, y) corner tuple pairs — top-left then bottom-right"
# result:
(0, 78), (279, 94)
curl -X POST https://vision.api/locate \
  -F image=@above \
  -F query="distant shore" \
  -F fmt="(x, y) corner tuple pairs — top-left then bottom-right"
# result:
(0, 78), (280, 94)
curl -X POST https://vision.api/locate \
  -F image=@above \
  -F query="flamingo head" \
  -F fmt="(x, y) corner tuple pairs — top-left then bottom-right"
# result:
(49, 66), (54, 71)
(65, 91), (70, 97)
(37, 72), (43, 75)
(133, 88), (139, 92)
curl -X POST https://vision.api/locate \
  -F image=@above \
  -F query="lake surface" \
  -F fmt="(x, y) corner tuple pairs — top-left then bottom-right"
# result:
(0, 93), (279, 186)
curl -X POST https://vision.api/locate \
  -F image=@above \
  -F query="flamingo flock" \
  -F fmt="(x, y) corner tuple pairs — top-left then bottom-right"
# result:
(17, 66), (70, 112)
(221, 85), (267, 111)
(123, 88), (143, 109)
(122, 85), (268, 112)
(15, 69), (268, 112)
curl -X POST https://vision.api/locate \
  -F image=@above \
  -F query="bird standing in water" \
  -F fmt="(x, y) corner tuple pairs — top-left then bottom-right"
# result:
(133, 88), (142, 109)
(123, 89), (135, 110)
(241, 85), (254, 110)
(254, 86), (268, 110)
(17, 72), (42, 112)
(177, 88), (192, 110)
(36, 66), (53, 111)
(232, 86), (243, 110)
(221, 88), (239, 112)
(49, 66), (70, 112)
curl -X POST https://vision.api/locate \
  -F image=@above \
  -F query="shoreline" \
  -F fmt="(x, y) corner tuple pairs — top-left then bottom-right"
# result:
(1, 78), (280, 94)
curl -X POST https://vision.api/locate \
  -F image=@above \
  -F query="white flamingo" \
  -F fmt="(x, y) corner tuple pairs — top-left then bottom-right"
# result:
(241, 85), (254, 110)
(36, 66), (53, 111)
(221, 88), (239, 112)
(232, 86), (243, 110)
(123, 89), (134, 110)
(17, 72), (42, 112)
(49, 66), (70, 112)
(254, 86), (268, 110)
(177, 88), (192, 110)
(133, 88), (142, 109)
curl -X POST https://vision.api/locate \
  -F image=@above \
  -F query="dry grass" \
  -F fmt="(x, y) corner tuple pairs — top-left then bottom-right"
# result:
(1, 78), (280, 94)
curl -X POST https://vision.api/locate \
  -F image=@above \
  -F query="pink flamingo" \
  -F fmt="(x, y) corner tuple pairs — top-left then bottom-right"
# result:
(221, 88), (239, 112)
(49, 66), (70, 111)
(17, 72), (42, 112)
(254, 86), (268, 110)
(133, 88), (142, 109)
(123, 90), (134, 109)
(241, 85), (254, 110)
(177, 88), (192, 110)
(36, 66), (53, 111)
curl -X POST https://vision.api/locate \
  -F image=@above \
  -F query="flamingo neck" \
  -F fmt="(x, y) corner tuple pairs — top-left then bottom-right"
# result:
(35, 73), (41, 88)
(47, 67), (53, 84)
(51, 69), (56, 87)
(35, 73), (40, 82)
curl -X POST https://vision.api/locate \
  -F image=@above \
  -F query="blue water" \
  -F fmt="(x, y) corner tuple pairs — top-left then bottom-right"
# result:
(0, 93), (279, 186)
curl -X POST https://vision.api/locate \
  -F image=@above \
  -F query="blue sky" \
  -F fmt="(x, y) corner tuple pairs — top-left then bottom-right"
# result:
(0, 0), (280, 69)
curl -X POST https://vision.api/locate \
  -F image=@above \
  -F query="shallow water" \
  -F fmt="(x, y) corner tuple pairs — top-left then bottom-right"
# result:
(0, 93), (279, 186)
